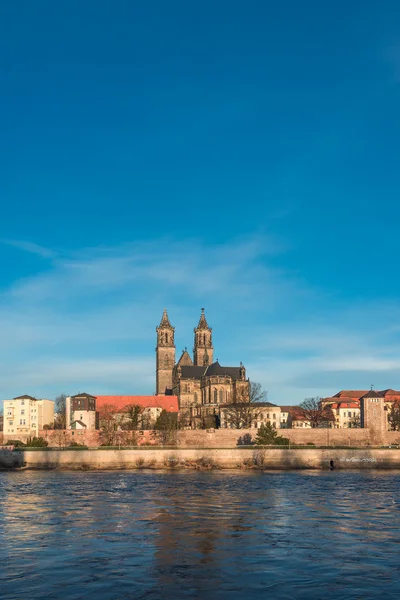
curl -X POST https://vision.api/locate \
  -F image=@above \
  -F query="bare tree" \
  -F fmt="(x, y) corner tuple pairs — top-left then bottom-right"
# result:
(223, 381), (267, 429)
(98, 403), (119, 445)
(388, 401), (400, 431)
(249, 381), (268, 403)
(49, 430), (68, 448)
(154, 410), (178, 445)
(349, 414), (361, 428)
(297, 397), (335, 428)
(120, 404), (144, 430)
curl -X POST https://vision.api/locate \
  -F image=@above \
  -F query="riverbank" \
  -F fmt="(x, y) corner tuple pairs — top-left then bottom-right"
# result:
(3, 447), (400, 470)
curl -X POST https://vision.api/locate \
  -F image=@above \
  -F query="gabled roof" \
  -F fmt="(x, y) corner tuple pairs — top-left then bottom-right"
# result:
(71, 420), (87, 428)
(204, 361), (241, 378)
(70, 392), (96, 399)
(361, 390), (385, 399)
(95, 395), (179, 412)
(13, 394), (36, 400)
(380, 389), (400, 397)
(177, 349), (193, 367)
(178, 361), (243, 381)
(333, 390), (369, 399)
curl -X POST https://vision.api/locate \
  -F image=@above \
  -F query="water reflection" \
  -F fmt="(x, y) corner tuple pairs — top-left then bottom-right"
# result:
(1, 471), (400, 599)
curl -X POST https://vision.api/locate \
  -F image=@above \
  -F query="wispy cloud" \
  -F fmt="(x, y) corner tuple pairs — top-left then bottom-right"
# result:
(1, 239), (57, 259)
(1, 233), (400, 404)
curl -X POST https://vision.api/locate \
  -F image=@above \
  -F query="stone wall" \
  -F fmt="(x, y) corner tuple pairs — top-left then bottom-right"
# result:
(3, 429), (162, 447)
(9, 447), (400, 470)
(177, 428), (373, 447)
(3, 427), (398, 449)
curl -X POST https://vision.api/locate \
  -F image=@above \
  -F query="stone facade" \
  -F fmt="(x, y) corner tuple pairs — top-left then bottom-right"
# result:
(156, 309), (250, 428)
(156, 309), (176, 395)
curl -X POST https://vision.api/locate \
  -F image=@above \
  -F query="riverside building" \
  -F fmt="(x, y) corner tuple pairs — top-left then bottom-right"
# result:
(3, 395), (54, 437)
(156, 308), (250, 428)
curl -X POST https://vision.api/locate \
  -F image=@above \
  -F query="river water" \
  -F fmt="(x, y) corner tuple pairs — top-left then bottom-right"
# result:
(1, 470), (400, 599)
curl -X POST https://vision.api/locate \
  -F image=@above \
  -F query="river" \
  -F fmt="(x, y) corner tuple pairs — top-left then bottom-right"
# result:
(1, 470), (400, 599)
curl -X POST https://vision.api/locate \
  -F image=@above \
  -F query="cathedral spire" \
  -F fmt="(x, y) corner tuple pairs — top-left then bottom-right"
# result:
(193, 308), (213, 366)
(159, 308), (173, 329)
(197, 307), (209, 330)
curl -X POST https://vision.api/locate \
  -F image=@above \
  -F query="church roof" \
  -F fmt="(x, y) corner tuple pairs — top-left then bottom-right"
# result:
(204, 361), (242, 378)
(179, 361), (243, 380)
(180, 366), (206, 380)
(157, 308), (174, 329)
(195, 308), (211, 330)
(177, 349), (193, 367)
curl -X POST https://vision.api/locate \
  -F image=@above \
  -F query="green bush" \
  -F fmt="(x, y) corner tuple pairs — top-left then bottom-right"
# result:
(254, 423), (289, 446)
(25, 437), (49, 448)
(68, 442), (88, 449)
(5, 439), (26, 448)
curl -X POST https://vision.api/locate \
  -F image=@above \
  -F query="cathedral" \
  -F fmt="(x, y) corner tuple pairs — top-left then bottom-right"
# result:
(156, 308), (249, 427)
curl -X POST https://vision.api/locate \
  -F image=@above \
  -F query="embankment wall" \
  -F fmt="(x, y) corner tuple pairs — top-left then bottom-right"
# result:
(4, 428), (400, 449)
(177, 428), (374, 447)
(4, 448), (400, 470)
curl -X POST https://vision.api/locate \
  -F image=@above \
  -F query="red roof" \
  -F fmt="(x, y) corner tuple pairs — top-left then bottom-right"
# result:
(95, 395), (178, 412)
(331, 402), (359, 410)
(333, 390), (368, 399)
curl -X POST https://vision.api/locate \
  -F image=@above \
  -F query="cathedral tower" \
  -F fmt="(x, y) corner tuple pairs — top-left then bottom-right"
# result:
(156, 309), (176, 395)
(193, 308), (214, 366)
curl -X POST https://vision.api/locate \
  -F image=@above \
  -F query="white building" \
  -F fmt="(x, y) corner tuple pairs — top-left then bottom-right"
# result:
(3, 394), (54, 438)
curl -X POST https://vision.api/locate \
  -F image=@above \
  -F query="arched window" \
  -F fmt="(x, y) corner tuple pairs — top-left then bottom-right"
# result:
(219, 390), (224, 403)
(194, 393), (198, 404)
(213, 389), (218, 403)
(165, 332), (168, 344)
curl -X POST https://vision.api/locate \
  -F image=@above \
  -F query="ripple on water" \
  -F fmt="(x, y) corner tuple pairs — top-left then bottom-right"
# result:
(1, 471), (400, 599)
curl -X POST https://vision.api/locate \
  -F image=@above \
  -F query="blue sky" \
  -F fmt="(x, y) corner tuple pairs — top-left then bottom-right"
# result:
(1, 0), (400, 404)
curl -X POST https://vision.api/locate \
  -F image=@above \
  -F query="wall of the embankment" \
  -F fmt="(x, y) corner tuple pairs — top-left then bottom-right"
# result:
(3, 448), (400, 470)
(4, 428), (400, 448)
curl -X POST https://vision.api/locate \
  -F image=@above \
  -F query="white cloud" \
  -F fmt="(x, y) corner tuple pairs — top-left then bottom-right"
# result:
(1, 233), (400, 404)
(1, 239), (57, 259)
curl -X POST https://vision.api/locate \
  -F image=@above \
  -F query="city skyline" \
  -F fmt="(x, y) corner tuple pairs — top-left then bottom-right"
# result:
(2, 1), (400, 403)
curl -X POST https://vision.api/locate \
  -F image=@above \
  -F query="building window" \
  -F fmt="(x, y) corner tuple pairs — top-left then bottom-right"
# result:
(219, 390), (224, 403)
(21, 410), (25, 415)
(213, 389), (218, 403)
